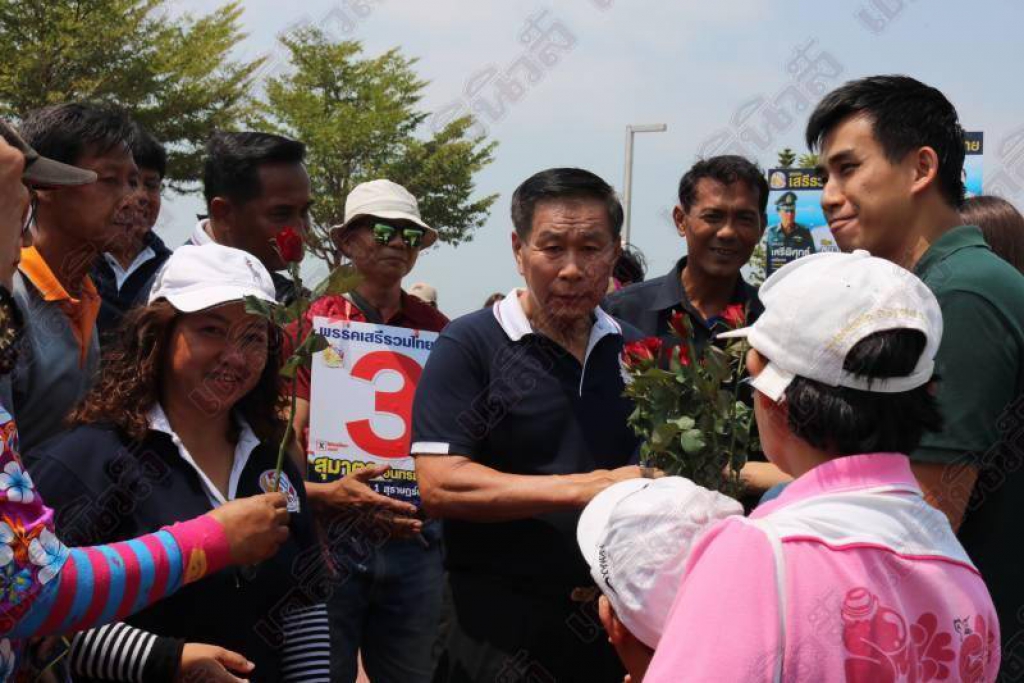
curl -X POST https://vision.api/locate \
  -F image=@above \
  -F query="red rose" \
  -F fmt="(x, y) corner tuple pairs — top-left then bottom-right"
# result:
(622, 337), (662, 368)
(674, 342), (691, 367)
(722, 304), (746, 329)
(273, 227), (304, 263)
(668, 310), (692, 340)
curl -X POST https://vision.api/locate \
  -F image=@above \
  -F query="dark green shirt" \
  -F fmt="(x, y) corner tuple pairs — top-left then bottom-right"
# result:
(913, 225), (1024, 661)
(912, 225), (1024, 463)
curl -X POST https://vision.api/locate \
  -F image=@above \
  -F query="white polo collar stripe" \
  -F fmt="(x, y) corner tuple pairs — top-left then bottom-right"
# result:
(493, 288), (623, 344)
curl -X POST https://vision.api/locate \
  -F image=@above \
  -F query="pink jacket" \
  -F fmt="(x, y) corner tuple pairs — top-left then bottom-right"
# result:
(646, 453), (999, 683)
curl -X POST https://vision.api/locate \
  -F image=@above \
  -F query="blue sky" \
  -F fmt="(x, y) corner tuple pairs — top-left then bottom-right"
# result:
(160, 0), (1024, 316)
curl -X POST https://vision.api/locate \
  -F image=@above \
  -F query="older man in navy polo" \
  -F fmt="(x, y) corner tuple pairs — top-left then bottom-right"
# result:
(413, 167), (642, 683)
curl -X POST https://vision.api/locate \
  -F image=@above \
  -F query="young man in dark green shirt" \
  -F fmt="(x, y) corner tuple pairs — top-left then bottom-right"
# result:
(807, 75), (1024, 670)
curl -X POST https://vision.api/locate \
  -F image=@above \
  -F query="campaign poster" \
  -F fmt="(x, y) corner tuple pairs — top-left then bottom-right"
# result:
(764, 168), (839, 277)
(307, 318), (439, 504)
(964, 131), (983, 199)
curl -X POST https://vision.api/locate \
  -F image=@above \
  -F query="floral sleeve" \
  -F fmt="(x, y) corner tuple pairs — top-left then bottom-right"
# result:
(0, 405), (231, 678)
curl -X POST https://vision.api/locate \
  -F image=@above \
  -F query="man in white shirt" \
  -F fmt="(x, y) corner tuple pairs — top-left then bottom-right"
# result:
(92, 121), (171, 339)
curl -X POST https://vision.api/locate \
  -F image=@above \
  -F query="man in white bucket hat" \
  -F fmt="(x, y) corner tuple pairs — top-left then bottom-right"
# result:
(284, 178), (448, 683)
(644, 251), (999, 682)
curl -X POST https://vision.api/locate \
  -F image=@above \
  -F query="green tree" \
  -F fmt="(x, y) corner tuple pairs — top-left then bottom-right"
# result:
(797, 152), (819, 169)
(777, 147), (796, 168)
(0, 0), (262, 189)
(257, 27), (498, 267)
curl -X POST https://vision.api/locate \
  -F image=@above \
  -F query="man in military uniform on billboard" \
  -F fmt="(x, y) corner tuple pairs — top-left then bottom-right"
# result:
(765, 191), (816, 275)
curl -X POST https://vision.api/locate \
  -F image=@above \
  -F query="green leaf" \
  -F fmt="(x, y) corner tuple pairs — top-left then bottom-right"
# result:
(650, 422), (680, 449)
(243, 295), (275, 320)
(292, 329), (329, 359)
(680, 429), (706, 454)
(278, 355), (305, 379)
(704, 346), (730, 383)
(672, 416), (696, 431)
(307, 333), (329, 354)
(313, 264), (363, 299)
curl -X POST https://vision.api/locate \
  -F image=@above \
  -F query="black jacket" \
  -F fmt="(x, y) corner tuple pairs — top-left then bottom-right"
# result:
(92, 232), (172, 341)
(27, 422), (322, 682)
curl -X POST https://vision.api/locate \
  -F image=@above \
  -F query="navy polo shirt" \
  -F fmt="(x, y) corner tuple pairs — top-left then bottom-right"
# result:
(603, 256), (763, 345)
(411, 290), (642, 586)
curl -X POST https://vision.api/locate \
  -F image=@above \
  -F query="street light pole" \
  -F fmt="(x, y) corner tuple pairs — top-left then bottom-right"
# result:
(622, 123), (667, 245)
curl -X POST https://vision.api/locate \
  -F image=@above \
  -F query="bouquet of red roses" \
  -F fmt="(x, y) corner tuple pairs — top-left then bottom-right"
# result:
(620, 304), (757, 496)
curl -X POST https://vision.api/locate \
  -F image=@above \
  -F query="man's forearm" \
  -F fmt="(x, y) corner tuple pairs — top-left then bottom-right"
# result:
(416, 456), (620, 522)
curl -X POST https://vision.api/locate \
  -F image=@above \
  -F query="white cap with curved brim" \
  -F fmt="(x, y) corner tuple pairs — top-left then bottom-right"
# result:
(716, 249), (943, 402)
(577, 477), (742, 649)
(148, 244), (277, 313)
(330, 179), (438, 248)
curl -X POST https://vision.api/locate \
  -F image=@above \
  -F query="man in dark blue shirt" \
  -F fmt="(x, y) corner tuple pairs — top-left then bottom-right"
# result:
(413, 168), (642, 683)
(604, 155), (766, 345)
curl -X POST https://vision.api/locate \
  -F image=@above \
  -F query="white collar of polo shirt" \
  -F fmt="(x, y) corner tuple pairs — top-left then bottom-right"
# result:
(147, 402), (261, 508)
(493, 288), (623, 394)
(103, 246), (157, 292)
(190, 218), (216, 246)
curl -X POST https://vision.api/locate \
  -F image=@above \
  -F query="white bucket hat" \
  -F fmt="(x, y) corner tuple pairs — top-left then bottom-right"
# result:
(577, 477), (742, 649)
(717, 249), (943, 402)
(330, 179), (438, 248)
(148, 243), (277, 313)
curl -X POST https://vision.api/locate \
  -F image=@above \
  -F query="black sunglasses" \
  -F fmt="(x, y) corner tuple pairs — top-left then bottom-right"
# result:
(371, 222), (425, 249)
(22, 190), (37, 237)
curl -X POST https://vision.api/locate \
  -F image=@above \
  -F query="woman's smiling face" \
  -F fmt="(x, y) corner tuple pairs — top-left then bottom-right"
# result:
(164, 302), (269, 416)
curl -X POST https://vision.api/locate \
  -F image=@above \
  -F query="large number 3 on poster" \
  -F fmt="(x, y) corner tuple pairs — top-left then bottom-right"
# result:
(345, 351), (423, 459)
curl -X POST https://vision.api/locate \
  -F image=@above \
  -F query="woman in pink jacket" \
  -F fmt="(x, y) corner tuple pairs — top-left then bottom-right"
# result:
(646, 251), (999, 683)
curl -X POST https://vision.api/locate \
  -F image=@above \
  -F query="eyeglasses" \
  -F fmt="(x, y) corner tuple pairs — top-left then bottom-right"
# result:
(371, 222), (425, 249)
(22, 190), (37, 237)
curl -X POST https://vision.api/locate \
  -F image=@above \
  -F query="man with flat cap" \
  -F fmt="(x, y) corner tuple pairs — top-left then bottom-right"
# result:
(765, 191), (816, 276)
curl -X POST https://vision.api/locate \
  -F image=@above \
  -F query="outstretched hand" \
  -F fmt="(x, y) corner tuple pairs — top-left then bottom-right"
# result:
(309, 464), (423, 539)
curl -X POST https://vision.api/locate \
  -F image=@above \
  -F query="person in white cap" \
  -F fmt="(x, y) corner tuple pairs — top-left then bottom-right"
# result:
(577, 477), (742, 682)
(408, 281), (439, 309)
(645, 251), (1000, 682)
(29, 243), (332, 682)
(0, 132), (293, 682)
(281, 178), (448, 683)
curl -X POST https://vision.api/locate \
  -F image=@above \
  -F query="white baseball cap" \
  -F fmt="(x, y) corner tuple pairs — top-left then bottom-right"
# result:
(577, 477), (742, 649)
(717, 250), (943, 402)
(148, 244), (277, 313)
(331, 179), (438, 248)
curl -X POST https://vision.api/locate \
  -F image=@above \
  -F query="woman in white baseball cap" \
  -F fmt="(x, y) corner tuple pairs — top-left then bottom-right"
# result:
(29, 243), (330, 682)
(644, 251), (1000, 682)
(0, 137), (298, 681)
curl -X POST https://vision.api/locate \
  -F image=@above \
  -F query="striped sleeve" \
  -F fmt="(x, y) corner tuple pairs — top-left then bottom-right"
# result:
(69, 623), (182, 682)
(280, 603), (331, 682)
(9, 515), (231, 638)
